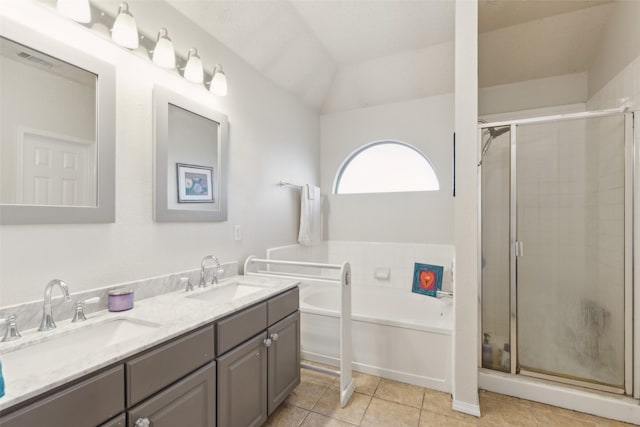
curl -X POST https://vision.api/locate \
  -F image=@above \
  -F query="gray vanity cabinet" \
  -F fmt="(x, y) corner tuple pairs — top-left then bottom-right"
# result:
(127, 361), (216, 427)
(217, 333), (269, 427)
(216, 287), (300, 426)
(267, 311), (301, 414)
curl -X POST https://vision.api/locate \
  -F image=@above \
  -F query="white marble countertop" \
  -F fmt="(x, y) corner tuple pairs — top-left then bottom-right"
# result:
(0, 275), (299, 412)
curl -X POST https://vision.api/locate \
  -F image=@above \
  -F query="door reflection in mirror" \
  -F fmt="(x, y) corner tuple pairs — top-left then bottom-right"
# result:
(0, 36), (97, 207)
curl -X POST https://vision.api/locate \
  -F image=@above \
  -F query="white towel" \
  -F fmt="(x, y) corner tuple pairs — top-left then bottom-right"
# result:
(298, 184), (321, 246)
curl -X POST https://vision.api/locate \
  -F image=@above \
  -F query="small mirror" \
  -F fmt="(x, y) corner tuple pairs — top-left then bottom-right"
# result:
(0, 18), (115, 224)
(154, 86), (228, 222)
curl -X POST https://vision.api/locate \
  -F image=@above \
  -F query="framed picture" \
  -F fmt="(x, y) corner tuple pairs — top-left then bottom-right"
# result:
(176, 163), (215, 203)
(412, 263), (443, 297)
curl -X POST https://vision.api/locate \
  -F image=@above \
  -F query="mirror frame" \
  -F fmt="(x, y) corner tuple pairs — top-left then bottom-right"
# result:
(153, 85), (229, 222)
(0, 17), (116, 224)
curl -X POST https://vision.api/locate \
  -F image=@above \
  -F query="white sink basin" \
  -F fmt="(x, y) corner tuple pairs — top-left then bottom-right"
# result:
(186, 282), (264, 304)
(0, 318), (160, 379)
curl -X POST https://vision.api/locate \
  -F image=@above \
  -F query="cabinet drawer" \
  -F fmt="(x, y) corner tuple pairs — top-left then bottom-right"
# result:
(126, 325), (215, 407)
(216, 302), (267, 356)
(128, 361), (215, 427)
(100, 413), (126, 427)
(0, 365), (124, 427)
(267, 287), (299, 326)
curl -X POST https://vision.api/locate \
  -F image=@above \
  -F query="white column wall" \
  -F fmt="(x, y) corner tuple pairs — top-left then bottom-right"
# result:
(453, 0), (480, 416)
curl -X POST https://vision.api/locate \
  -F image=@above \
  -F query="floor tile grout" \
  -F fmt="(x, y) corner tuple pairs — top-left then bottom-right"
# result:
(272, 364), (634, 427)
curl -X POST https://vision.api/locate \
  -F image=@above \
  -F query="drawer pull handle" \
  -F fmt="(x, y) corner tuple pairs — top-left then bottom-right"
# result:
(135, 418), (151, 427)
(264, 338), (272, 347)
(270, 332), (279, 342)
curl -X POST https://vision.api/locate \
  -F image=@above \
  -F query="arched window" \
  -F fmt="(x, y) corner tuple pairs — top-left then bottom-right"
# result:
(334, 141), (439, 194)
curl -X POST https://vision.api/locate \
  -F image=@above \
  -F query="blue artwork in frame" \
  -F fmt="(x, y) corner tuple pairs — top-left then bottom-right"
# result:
(412, 263), (444, 297)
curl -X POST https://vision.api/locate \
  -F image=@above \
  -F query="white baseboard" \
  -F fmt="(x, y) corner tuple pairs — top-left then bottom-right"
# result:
(452, 399), (481, 417)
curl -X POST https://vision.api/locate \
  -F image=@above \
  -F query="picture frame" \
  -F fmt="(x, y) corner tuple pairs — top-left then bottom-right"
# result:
(411, 262), (443, 297)
(176, 163), (215, 203)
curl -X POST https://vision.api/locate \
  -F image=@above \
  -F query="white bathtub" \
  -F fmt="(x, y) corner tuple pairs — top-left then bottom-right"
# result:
(299, 282), (453, 392)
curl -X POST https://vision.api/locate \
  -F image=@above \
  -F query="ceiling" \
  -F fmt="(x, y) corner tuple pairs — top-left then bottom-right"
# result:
(167, 0), (614, 113)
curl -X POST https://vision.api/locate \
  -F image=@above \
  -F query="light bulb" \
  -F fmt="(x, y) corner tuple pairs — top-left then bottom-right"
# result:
(57, 0), (91, 23)
(111, 2), (139, 49)
(209, 65), (228, 96)
(152, 28), (176, 69)
(184, 48), (204, 84)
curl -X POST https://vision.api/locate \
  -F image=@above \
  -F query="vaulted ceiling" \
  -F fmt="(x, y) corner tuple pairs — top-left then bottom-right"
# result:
(166, 0), (614, 113)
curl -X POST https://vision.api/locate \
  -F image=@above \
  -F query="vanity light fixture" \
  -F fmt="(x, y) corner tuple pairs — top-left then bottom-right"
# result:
(54, 2), (228, 96)
(56, 0), (91, 23)
(152, 28), (176, 69)
(183, 47), (204, 84)
(209, 64), (228, 96)
(111, 2), (139, 49)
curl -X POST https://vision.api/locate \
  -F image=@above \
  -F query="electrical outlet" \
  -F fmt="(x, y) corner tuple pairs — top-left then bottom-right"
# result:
(233, 225), (242, 241)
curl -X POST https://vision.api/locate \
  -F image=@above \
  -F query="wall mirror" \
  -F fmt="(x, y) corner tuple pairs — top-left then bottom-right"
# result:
(0, 18), (115, 224)
(154, 85), (228, 222)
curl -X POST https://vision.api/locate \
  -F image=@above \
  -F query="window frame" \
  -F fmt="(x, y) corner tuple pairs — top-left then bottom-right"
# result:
(332, 140), (440, 195)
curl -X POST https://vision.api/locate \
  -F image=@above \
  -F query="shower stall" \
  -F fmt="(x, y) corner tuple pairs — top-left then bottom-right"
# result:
(479, 108), (635, 396)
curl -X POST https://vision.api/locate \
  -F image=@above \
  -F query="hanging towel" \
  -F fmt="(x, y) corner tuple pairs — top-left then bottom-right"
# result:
(298, 184), (321, 246)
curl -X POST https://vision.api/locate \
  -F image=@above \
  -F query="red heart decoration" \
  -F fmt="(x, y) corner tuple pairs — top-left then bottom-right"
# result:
(419, 270), (435, 290)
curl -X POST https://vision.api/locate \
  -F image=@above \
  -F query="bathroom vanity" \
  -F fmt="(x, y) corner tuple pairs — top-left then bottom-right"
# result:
(0, 279), (300, 427)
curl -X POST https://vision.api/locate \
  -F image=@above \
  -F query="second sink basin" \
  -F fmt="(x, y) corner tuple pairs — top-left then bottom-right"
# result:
(186, 282), (264, 304)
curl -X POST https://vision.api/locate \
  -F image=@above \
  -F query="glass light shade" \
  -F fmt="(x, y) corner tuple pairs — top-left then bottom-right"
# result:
(152, 28), (176, 69)
(210, 65), (228, 96)
(111, 2), (139, 49)
(57, 0), (91, 23)
(184, 48), (204, 84)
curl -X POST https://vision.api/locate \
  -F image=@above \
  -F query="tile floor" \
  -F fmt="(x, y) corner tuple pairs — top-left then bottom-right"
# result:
(264, 365), (634, 426)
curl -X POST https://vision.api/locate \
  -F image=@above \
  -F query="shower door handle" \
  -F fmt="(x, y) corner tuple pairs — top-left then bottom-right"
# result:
(515, 241), (524, 257)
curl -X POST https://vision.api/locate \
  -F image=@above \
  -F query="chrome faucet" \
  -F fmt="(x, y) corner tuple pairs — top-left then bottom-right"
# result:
(39, 279), (72, 331)
(199, 255), (221, 288)
(0, 315), (22, 341)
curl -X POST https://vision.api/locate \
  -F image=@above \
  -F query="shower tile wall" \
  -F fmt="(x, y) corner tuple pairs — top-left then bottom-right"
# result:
(587, 56), (636, 385)
(267, 242), (455, 292)
(480, 104), (587, 362)
(326, 241), (455, 291)
(515, 119), (596, 379)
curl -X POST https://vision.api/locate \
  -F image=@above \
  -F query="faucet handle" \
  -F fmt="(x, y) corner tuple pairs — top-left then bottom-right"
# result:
(72, 297), (100, 322)
(0, 315), (22, 342)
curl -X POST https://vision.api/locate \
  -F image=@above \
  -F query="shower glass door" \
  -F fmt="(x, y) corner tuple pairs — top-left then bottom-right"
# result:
(515, 114), (626, 390)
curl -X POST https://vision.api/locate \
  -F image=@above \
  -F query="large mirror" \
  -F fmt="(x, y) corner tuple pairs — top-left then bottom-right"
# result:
(154, 86), (228, 222)
(0, 18), (115, 224)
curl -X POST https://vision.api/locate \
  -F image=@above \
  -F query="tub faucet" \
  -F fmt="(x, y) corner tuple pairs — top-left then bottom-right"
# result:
(199, 255), (221, 288)
(39, 279), (72, 331)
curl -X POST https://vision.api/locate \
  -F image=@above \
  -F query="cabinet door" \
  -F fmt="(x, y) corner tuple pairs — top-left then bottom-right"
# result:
(217, 332), (268, 427)
(127, 361), (215, 427)
(267, 311), (300, 415)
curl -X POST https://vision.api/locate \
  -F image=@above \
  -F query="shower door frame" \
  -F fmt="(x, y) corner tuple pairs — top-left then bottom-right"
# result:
(478, 107), (635, 396)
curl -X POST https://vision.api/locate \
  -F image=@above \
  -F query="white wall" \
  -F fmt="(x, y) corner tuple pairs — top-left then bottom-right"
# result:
(453, 0), (479, 416)
(320, 94), (454, 244)
(587, 0), (640, 100)
(0, 1), (319, 306)
(322, 41), (454, 114)
(479, 72), (587, 117)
